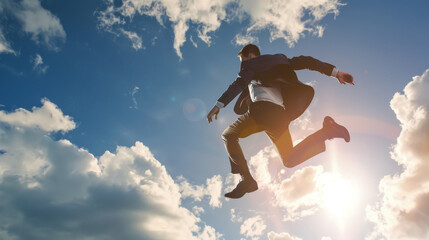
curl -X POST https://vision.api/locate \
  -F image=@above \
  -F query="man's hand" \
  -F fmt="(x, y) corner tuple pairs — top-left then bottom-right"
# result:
(207, 106), (220, 123)
(336, 71), (354, 85)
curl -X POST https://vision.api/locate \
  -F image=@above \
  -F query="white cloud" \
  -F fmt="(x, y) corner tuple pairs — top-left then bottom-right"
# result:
(237, 0), (342, 47)
(130, 86), (140, 109)
(97, 0), (343, 58)
(321, 237), (332, 240)
(197, 225), (223, 240)
(233, 33), (258, 46)
(292, 110), (313, 130)
(224, 173), (241, 193)
(0, 28), (16, 55)
(192, 206), (205, 216)
(274, 166), (325, 221)
(0, 98), (75, 133)
(248, 145), (280, 188)
(190, 36), (198, 48)
(31, 54), (49, 74)
(240, 215), (266, 238)
(230, 208), (243, 223)
(0, 99), (222, 240)
(120, 29), (143, 50)
(178, 174), (223, 208)
(366, 69), (429, 240)
(2, 0), (66, 50)
(97, 0), (232, 59)
(267, 231), (303, 240)
(248, 146), (353, 222)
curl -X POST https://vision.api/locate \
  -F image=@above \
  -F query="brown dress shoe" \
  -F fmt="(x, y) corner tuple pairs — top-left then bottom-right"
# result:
(323, 116), (350, 142)
(224, 179), (258, 199)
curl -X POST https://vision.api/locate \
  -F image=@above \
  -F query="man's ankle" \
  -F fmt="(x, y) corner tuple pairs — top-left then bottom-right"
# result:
(240, 173), (255, 182)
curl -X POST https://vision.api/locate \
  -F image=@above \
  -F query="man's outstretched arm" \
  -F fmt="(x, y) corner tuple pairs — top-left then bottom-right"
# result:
(289, 55), (354, 85)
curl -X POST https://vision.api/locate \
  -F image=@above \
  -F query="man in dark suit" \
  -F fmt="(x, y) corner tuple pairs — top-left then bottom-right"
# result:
(207, 44), (354, 199)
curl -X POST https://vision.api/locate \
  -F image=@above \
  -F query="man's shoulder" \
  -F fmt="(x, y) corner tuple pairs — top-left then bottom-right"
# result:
(260, 53), (288, 60)
(244, 54), (289, 68)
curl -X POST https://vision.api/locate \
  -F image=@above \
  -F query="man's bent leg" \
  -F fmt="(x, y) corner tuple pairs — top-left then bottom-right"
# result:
(222, 112), (262, 198)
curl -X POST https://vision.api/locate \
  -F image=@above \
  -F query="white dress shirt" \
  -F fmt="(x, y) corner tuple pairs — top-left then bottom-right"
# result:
(215, 67), (339, 109)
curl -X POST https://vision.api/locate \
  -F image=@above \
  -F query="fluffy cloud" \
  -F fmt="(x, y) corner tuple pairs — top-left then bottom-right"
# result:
(31, 54), (49, 74)
(0, 98), (75, 132)
(233, 33), (258, 46)
(0, 0), (66, 50)
(240, 215), (266, 238)
(97, 0), (343, 58)
(366, 69), (429, 239)
(274, 165), (327, 221)
(292, 110), (313, 131)
(97, 0), (231, 59)
(120, 29), (143, 50)
(0, 99), (221, 240)
(178, 174), (223, 208)
(248, 146), (353, 222)
(192, 206), (205, 216)
(267, 231), (303, 240)
(236, 0), (342, 46)
(224, 172), (241, 193)
(230, 208), (243, 223)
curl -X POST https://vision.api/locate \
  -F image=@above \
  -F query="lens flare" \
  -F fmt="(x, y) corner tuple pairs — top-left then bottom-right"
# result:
(183, 98), (207, 121)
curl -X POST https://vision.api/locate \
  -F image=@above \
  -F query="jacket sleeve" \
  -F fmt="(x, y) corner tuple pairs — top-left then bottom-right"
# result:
(289, 55), (336, 76)
(216, 65), (254, 107)
(216, 77), (247, 107)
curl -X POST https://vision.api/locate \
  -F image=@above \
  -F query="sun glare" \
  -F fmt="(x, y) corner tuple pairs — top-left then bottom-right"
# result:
(321, 176), (359, 229)
(323, 179), (352, 212)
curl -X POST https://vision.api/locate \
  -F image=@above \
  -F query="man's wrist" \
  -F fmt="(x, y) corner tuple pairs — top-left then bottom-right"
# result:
(331, 67), (339, 78)
(215, 101), (225, 109)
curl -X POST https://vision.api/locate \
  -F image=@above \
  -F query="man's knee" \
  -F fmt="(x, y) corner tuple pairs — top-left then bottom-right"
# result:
(222, 128), (238, 142)
(281, 154), (295, 168)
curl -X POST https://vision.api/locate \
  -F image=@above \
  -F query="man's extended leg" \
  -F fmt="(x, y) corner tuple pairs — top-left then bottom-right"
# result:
(222, 111), (263, 198)
(270, 116), (350, 168)
(273, 128), (326, 168)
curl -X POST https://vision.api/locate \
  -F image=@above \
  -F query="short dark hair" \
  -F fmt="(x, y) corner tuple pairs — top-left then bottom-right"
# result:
(237, 44), (260, 58)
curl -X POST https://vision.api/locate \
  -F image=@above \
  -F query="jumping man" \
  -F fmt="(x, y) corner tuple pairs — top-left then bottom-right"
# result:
(207, 44), (354, 199)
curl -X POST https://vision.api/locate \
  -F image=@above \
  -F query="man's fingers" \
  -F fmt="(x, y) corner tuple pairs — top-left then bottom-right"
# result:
(207, 107), (220, 123)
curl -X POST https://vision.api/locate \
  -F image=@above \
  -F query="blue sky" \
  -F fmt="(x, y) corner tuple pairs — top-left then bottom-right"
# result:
(1, 0), (429, 239)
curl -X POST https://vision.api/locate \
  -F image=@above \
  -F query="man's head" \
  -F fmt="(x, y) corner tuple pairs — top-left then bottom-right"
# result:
(237, 44), (260, 62)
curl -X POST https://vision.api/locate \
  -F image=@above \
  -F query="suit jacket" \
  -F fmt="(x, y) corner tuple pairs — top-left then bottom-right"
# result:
(217, 54), (335, 121)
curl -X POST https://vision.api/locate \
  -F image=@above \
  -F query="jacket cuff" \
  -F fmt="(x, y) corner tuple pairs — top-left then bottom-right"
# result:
(331, 67), (339, 77)
(215, 101), (225, 108)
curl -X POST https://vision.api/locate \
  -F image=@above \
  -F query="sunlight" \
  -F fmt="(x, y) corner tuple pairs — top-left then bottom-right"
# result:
(321, 172), (360, 230)
(323, 178), (353, 215)
(322, 144), (361, 230)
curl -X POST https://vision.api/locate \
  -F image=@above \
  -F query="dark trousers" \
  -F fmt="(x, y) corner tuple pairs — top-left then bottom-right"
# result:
(222, 101), (326, 175)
